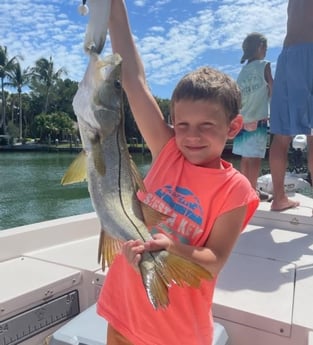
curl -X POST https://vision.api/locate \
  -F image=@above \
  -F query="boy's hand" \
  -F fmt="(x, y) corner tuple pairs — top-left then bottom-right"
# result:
(122, 234), (173, 272)
(243, 121), (258, 131)
(122, 239), (145, 272)
(144, 233), (173, 252)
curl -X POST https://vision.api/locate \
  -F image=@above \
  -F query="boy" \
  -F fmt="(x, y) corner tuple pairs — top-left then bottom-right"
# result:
(97, 1), (259, 344)
(269, 0), (313, 211)
(232, 32), (273, 200)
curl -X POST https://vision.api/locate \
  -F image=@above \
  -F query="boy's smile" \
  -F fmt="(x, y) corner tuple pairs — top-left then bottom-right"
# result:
(173, 99), (242, 168)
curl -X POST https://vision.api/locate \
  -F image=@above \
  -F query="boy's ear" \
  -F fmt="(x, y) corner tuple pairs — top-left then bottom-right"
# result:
(227, 114), (243, 139)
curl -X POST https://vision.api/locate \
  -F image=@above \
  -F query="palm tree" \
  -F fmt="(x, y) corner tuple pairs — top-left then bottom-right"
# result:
(0, 46), (19, 134)
(31, 56), (67, 114)
(6, 62), (32, 140)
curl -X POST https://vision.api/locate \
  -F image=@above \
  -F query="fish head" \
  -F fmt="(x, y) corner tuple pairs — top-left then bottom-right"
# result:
(73, 53), (123, 150)
(91, 53), (123, 139)
(94, 53), (122, 112)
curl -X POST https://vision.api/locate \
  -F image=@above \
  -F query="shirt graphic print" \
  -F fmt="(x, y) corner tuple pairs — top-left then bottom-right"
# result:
(142, 185), (204, 244)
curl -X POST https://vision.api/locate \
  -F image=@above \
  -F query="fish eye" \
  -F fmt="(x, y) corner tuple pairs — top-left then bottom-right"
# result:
(114, 79), (121, 90)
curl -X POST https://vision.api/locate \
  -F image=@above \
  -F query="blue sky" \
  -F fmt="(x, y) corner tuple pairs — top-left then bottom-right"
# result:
(1, 0), (288, 99)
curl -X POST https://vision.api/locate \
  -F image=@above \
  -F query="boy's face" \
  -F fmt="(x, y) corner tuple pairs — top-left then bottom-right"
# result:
(173, 99), (242, 168)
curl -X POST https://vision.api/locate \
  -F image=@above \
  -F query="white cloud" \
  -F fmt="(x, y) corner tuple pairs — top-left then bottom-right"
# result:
(1, 0), (288, 98)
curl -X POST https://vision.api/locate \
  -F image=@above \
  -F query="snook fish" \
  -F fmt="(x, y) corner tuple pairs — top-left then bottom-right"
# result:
(62, 0), (212, 310)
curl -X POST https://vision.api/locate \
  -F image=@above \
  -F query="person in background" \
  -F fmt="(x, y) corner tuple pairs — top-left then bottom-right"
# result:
(269, 0), (313, 211)
(232, 32), (273, 201)
(96, 1), (259, 345)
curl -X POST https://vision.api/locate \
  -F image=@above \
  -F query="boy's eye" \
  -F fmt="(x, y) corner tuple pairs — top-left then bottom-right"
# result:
(175, 122), (213, 128)
(201, 123), (213, 129)
(175, 123), (188, 129)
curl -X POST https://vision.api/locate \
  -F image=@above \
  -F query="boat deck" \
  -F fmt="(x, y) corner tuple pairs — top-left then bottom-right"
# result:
(0, 194), (313, 345)
(214, 195), (313, 345)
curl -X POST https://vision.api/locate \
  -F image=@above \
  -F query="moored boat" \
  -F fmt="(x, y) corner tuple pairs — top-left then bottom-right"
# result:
(257, 134), (312, 195)
(257, 172), (311, 194)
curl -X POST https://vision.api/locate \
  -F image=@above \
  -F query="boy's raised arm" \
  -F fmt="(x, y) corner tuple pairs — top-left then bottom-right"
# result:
(109, 0), (173, 159)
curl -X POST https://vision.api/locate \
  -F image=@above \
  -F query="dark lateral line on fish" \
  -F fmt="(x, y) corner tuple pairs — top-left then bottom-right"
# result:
(116, 131), (146, 242)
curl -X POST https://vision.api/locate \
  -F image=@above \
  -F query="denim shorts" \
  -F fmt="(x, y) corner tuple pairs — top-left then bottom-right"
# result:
(270, 42), (313, 135)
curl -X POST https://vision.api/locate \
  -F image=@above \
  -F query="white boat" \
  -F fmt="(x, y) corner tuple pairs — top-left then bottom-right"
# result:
(257, 172), (311, 194)
(1, 194), (313, 345)
(257, 135), (311, 194)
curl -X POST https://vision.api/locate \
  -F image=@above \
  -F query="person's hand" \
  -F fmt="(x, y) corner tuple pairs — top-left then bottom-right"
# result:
(122, 239), (145, 272)
(122, 235), (173, 272)
(243, 121), (258, 131)
(144, 233), (173, 252)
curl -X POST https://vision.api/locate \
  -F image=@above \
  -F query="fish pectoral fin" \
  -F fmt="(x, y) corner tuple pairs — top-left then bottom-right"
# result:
(98, 230), (123, 270)
(61, 150), (88, 185)
(130, 157), (146, 192)
(141, 202), (170, 227)
(91, 135), (106, 176)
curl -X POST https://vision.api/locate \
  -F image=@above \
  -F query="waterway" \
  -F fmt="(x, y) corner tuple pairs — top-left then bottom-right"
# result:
(0, 151), (152, 230)
(1, 151), (311, 230)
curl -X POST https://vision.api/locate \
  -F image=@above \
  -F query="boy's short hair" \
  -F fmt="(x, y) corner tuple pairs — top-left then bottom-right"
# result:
(170, 66), (241, 122)
(240, 32), (267, 64)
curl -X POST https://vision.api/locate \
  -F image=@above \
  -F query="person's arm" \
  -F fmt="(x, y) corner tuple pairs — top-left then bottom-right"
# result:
(109, 0), (173, 159)
(264, 62), (273, 98)
(124, 205), (247, 277)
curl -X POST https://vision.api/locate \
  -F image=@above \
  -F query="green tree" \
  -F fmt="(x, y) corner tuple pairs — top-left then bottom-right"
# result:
(30, 57), (67, 114)
(156, 97), (171, 124)
(34, 112), (75, 142)
(6, 62), (32, 140)
(51, 78), (78, 119)
(123, 93), (171, 150)
(19, 93), (33, 138)
(0, 46), (19, 134)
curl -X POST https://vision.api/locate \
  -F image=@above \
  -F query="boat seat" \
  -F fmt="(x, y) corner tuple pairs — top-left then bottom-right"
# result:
(50, 303), (229, 345)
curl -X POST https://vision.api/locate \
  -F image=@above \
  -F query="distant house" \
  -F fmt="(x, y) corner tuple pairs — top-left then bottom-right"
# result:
(0, 135), (11, 146)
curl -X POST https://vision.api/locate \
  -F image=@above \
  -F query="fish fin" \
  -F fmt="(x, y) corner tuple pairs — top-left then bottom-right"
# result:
(129, 156), (169, 226)
(92, 138), (106, 176)
(98, 230), (123, 270)
(140, 252), (213, 310)
(141, 202), (170, 227)
(130, 156), (146, 192)
(61, 150), (88, 185)
(160, 253), (213, 288)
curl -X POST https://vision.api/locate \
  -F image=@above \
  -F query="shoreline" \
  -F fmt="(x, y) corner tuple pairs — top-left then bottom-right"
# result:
(0, 142), (237, 157)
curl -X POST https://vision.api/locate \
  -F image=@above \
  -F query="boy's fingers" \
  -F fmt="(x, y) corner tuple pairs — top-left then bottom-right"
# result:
(133, 253), (141, 265)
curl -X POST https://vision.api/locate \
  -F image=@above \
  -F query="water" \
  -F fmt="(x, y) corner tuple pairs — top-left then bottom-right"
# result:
(1, 151), (311, 230)
(0, 151), (152, 230)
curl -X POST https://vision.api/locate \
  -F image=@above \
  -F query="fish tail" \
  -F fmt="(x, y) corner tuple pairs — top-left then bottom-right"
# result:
(140, 252), (213, 310)
(139, 264), (170, 310)
(97, 231), (106, 271)
(161, 253), (213, 287)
